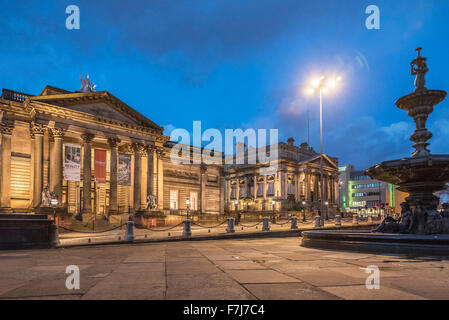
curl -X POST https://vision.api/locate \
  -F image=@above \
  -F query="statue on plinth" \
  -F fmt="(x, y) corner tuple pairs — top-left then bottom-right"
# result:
(41, 185), (52, 207)
(145, 194), (158, 211)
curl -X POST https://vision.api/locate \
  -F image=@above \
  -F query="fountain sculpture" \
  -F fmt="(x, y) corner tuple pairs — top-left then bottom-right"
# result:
(301, 49), (449, 255)
(366, 48), (448, 234)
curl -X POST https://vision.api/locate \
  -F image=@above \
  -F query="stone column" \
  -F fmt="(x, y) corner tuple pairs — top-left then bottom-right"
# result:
(50, 128), (64, 205)
(156, 149), (164, 210)
(81, 133), (94, 214)
(108, 137), (120, 215)
(281, 171), (286, 200)
(313, 173), (319, 202)
(132, 143), (143, 212)
(146, 145), (154, 197)
(199, 163), (207, 214)
(31, 123), (45, 208)
(0, 121), (13, 212)
(219, 173), (225, 214)
(305, 170), (310, 201)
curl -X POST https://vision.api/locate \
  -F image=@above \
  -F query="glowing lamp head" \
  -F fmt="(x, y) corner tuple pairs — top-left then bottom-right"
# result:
(51, 199), (58, 206)
(306, 87), (315, 95)
(311, 78), (321, 88)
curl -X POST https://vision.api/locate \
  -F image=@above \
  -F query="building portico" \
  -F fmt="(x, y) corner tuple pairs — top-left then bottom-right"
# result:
(0, 86), (168, 217)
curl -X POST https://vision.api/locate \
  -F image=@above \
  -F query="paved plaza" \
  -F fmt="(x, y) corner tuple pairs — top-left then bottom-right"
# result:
(1, 237), (449, 300)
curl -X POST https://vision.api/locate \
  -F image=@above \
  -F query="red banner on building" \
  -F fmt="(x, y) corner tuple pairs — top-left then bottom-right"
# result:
(94, 149), (107, 184)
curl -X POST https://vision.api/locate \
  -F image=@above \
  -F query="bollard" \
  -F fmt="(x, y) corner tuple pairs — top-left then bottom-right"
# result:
(183, 219), (192, 237)
(335, 215), (342, 226)
(291, 216), (298, 229)
(226, 218), (235, 233)
(50, 223), (59, 248)
(314, 216), (321, 228)
(262, 217), (270, 232)
(125, 217), (135, 242)
(353, 214), (359, 225)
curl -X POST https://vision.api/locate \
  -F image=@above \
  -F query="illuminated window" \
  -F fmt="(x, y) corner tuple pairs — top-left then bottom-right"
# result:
(169, 190), (178, 209)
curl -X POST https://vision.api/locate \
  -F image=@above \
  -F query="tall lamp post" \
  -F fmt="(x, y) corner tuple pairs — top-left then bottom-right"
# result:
(307, 76), (341, 227)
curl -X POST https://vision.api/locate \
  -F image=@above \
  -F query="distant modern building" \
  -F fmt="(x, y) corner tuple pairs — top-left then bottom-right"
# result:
(338, 165), (407, 214)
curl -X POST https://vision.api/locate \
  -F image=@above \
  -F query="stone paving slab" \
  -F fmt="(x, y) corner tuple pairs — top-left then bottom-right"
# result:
(1, 237), (449, 300)
(226, 269), (301, 284)
(320, 284), (426, 300)
(243, 283), (340, 300)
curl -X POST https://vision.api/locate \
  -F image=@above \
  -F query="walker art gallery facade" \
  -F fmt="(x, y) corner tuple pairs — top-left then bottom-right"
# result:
(0, 79), (339, 218)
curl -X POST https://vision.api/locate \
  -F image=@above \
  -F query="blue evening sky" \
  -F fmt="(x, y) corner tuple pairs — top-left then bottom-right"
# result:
(1, 0), (448, 169)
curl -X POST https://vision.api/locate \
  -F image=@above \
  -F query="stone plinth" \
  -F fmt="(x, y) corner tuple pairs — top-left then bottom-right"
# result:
(0, 214), (54, 249)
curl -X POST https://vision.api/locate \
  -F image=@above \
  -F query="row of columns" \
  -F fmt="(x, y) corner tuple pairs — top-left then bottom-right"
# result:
(227, 170), (338, 206)
(1, 121), (161, 214)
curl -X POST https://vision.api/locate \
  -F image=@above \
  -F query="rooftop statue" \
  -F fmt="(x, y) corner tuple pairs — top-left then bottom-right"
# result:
(80, 74), (96, 92)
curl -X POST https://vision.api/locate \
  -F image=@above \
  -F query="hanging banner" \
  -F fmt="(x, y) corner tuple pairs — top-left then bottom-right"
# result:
(64, 144), (81, 181)
(118, 153), (132, 186)
(94, 149), (107, 184)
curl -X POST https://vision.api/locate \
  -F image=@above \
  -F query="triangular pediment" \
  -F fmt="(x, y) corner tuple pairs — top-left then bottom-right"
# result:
(306, 155), (338, 169)
(64, 101), (141, 125)
(30, 88), (162, 131)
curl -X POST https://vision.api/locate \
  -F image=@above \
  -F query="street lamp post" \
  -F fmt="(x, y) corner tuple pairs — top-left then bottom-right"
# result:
(301, 201), (307, 222)
(325, 201), (329, 223)
(307, 76), (341, 227)
(51, 198), (58, 223)
(186, 199), (190, 220)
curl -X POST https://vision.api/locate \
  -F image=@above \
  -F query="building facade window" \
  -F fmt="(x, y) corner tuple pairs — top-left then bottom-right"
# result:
(169, 189), (178, 209)
(230, 186), (237, 199)
(352, 182), (381, 189)
(287, 182), (294, 195)
(267, 182), (274, 196)
(257, 183), (264, 197)
(189, 191), (198, 211)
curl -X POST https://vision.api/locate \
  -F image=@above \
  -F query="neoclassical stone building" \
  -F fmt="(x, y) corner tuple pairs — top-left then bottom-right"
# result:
(0, 84), (222, 217)
(0, 82), (338, 217)
(224, 138), (340, 215)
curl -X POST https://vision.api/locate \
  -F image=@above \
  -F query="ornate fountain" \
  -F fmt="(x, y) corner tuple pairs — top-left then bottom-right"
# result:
(366, 48), (449, 234)
(301, 49), (449, 255)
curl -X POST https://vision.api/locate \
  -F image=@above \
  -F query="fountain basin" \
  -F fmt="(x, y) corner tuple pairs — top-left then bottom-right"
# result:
(395, 89), (446, 112)
(301, 230), (449, 256)
(366, 154), (449, 196)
